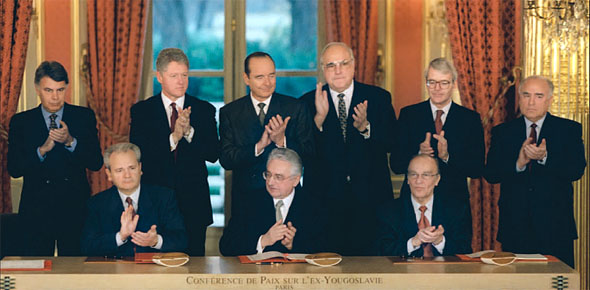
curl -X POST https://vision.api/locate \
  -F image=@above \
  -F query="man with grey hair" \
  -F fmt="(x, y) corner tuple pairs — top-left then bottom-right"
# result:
(219, 148), (324, 256)
(81, 143), (187, 257)
(390, 57), (484, 230)
(485, 75), (586, 267)
(300, 42), (396, 256)
(130, 48), (220, 256)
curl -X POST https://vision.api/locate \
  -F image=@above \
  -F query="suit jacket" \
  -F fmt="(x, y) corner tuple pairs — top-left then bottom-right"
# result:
(300, 81), (396, 211)
(8, 104), (102, 226)
(129, 94), (220, 227)
(390, 100), (484, 203)
(219, 93), (314, 213)
(81, 185), (187, 257)
(376, 193), (472, 257)
(219, 186), (324, 256)
(485, 114), (586, 249)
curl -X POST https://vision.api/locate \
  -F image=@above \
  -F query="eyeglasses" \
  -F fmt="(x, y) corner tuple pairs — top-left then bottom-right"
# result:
(407, 172), (439, 180)
(262, 171), (292, 182)
(323, 59), (354, 71)
(426, 79), (452, 89)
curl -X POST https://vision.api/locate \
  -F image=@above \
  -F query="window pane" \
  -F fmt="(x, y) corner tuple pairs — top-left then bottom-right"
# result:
(153, 0), (224, 70)
(246, 0), (317, 70)
(276, 77), (317, 98)
(152, 76), (225, 226)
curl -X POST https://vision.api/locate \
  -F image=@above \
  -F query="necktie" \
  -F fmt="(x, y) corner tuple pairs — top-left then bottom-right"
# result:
(528, 123), (537, 171)
(125, 197), (136, 217)
(418, 205), (433, 257)
(337, 93), (347, 142)
(170, 103), (178, 132)
(434, 110), (444, 134)
(275, 200), (284, 223)
(258, 103), (266, 126)
(49, 114), (58, 130)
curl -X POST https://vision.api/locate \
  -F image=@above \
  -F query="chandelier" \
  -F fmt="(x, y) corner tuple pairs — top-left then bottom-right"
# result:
(524, 0), (589, 51)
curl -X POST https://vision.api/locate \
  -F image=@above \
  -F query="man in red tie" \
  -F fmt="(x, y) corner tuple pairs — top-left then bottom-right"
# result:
(390, 58), (485, 234)
(129, 48), (220, 256)
(485, 76), (586, 267)
(81, 143), (187, 257)
(376, 154), (472, 257)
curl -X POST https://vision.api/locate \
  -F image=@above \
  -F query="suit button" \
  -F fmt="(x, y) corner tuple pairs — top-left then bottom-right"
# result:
(64, 178), (69, 182)
(46, 180), (50, 184)
(346, 175), (351, 182)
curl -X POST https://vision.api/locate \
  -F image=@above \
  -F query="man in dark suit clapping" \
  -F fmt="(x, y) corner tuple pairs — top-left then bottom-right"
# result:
(8, 61), (103, 256)
(219, 52), (314, 217)
(300, 42), (397, 256)
(485, 75), (586, 267)
(129, 48), (220, 256)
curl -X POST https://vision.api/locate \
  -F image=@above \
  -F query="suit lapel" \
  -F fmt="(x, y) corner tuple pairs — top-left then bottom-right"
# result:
(323, 85), (341, 133)
(402, 196), (419, 234)
(109, 187), (125, 230)
(431, 194), (443, 226)
(537, 113), (553, 145)
(421, 101), (436, 133)
(266, 94), (282, 124)
(136, 186), (155, 231)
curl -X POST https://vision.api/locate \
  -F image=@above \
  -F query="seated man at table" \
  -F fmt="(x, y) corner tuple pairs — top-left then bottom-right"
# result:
(219, 148), (324, 256)
(81, 143), (187, 257)
(376, 154), (472, 257)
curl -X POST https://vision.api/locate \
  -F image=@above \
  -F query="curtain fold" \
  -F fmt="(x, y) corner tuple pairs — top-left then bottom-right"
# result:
(324, 0), (379, 85)
(445, 0), (521, 252)
(0, 0), (33, 213)
(86, 0), (149, 194)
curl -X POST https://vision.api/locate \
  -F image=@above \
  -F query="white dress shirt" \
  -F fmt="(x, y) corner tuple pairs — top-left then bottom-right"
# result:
(407, 195), (446, 255)
(161, 93), (194, 151)
(429, 99), (451, 125)
(516, 114), (548, 172)
(256, 189), (296, 253)
(327, 82), (370, 138)
(115, 185), (163, 249)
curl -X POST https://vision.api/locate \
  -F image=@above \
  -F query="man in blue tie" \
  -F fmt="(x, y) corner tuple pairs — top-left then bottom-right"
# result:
(8, 61), (103, 256)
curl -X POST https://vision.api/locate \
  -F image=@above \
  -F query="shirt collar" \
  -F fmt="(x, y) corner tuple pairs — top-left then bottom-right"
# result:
(41, 104), (64, 120)
(118, 185), (141, 210)
(250, 93), (272, 108)
(524, 114), (547, 129)
(161, 92), (185, 109)
(273, 188), (295, 210)
(329, 82), (354, 100)
(411, 193), (434, 213)
(429, 99), (452, 119)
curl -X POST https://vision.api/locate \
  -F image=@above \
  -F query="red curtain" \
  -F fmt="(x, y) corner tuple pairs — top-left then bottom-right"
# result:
(86, 0), (149, 194)
(324, 0), (379, 85)
(445, 0), (521, 252)
(0, 0), (33, 213)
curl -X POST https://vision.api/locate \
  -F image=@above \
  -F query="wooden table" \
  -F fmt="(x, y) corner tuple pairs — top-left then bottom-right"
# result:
(0, 256), (579, 289)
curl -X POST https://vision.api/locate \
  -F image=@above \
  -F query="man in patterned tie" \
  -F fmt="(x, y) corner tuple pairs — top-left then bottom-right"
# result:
(390, 58), (485, 233)
(8, 61), (103, 256)
(81, 143), (187, 257)
(300, 42), (397, 256)
(219, 148), (323, 256)
(376, 154), (472, 257)
(485, 76), (586, 267)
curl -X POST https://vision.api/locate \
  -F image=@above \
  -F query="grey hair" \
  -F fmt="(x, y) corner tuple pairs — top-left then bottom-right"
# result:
(518, 75), (554, 97)
(104, 143), (141, 169)
(156, 48), (189, 72)
(424, 57), (457, 82)
(267, 148), (302, 177)
(320, 42), (355, 66)
(408, 154), (440, 174)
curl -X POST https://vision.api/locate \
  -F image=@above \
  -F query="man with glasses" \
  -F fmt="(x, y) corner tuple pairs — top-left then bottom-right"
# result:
(219, 148), (323, 256)
(377, 154), (472, 257)
(300, 42), (397, 256)
(219, 52), (314, 217)
(390, 58), (484, 227)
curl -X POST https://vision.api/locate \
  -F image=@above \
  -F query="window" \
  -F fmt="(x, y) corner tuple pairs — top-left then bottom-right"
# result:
(151, 0), (320, 226)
